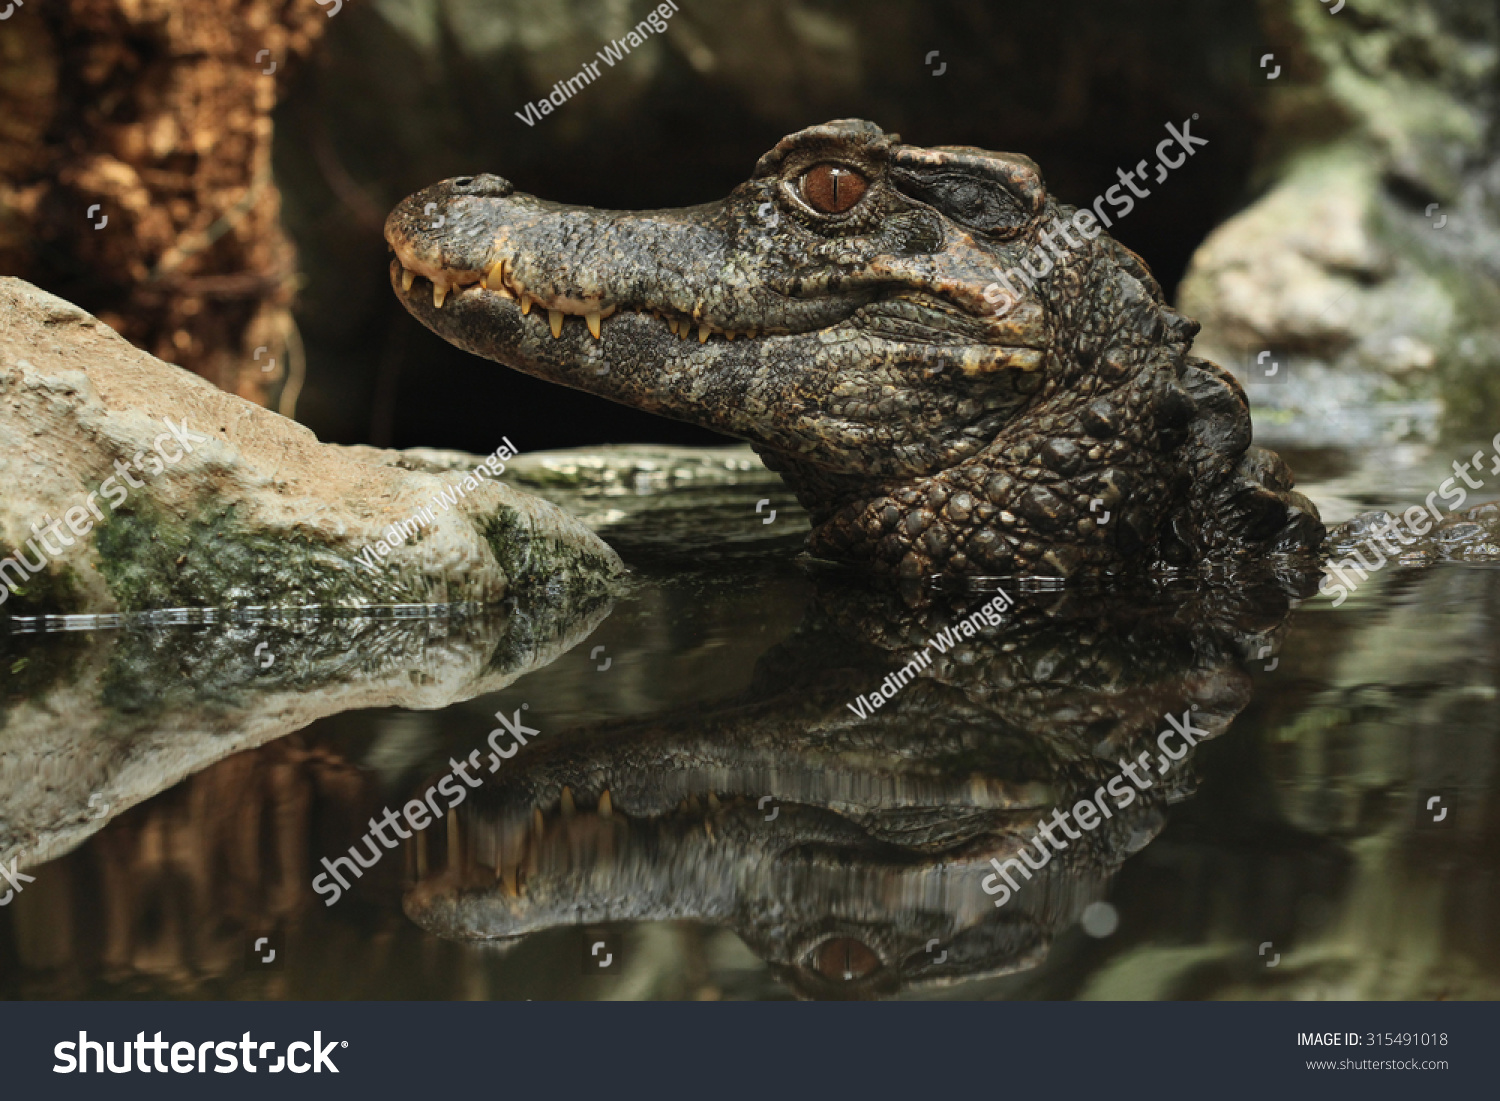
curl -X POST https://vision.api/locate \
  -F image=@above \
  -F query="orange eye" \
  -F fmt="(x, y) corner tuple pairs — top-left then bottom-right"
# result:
(800, 164), (868, 214)
(813, 937), (880, 980)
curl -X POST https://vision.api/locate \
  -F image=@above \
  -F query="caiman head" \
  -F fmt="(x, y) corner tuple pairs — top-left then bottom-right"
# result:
(386, 119), (1323, 580)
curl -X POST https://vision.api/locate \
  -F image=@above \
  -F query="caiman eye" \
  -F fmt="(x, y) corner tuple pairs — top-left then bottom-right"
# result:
(813, 936), (881, 980)
(800, 164), (868, 214)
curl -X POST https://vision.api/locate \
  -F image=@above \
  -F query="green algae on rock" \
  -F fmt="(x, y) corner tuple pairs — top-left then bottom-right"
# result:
(0, 277), (623, 616)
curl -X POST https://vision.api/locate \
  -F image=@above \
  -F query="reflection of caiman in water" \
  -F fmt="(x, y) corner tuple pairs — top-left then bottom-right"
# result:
(404, 572), (1298, 998)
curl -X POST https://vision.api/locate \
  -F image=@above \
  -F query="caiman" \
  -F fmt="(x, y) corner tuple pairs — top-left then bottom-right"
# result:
(385, 119), (1329, 580)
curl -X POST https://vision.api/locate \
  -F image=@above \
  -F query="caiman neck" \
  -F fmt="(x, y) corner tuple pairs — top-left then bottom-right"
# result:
(759, 438), (1152, 581)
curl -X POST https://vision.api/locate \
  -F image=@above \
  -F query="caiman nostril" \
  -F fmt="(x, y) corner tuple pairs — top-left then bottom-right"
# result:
(451, 173), (515, 198)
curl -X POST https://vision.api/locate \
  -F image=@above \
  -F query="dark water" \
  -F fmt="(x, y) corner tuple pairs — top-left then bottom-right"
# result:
(2, 446), (1497, 1000)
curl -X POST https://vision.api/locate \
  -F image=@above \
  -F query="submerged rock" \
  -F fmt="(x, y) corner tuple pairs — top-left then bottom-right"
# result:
(0, 278), (623, 616)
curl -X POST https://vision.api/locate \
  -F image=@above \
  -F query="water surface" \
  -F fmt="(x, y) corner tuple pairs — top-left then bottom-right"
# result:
(2, 445), (1496, 1000)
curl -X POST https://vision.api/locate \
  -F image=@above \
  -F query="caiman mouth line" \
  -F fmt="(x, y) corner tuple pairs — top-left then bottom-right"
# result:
(411, 780), (1046, 908)
(387, 235), (1044, 373)
(392, 250), (765, 343)
(390, 253), (1043, 380)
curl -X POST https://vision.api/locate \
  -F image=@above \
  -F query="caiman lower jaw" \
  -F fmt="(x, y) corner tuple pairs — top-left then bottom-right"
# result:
(391, 261), (1047, 380)
(391, 255), (764, 344)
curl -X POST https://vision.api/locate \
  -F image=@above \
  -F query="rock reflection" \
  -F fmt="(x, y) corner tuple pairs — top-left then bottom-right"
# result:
(404, 573), (1305, 998)
(0, 590), (611, 874)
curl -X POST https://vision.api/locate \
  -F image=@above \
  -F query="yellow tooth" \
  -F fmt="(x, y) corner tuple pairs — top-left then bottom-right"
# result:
(707, 792), (720, 810)
(585, 311), (602, 339)
(401, 268), (415, 292)
(698, 324), (710, 343)
(520, 295), (532, 315)
(725, 331), (736, 341)
(599, 789), (613, 818)
(560, 785), (575, 816)
(433, 281), (448, 308)
(483, 260), (505, 290)
(549, 309), (564, 338)
(532, 807), (545, 838)
(499, 864), (519, 897)
(667, 318), (679, 335)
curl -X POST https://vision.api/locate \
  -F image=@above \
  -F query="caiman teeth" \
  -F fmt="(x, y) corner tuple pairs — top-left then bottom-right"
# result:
(398, 259), (761, 342)
(598, 788), (613, 817)
(559, 785), (576, 816)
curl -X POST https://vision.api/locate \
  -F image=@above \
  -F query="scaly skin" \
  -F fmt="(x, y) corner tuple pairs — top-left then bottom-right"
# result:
(385, 119), (1324, 580)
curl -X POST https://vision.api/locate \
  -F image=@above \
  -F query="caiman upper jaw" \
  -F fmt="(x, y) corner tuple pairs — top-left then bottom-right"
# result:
(385, 178), (792, 343)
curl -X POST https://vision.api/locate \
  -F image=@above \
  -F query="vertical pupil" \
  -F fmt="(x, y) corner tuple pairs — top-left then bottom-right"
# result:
(805, 165), (863, 213)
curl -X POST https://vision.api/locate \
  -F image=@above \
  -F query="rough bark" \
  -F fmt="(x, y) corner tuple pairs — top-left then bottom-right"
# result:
(0, 0), (336, 405)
